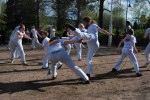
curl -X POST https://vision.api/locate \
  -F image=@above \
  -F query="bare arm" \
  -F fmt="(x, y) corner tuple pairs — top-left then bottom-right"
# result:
(23, 34), (32, 40)
(132, 42), (138, 53)
(49, 39), (59, 45)
(99, 28), (114, 35)
(37, 31), (42, 38)
(117, 40), (124, 52)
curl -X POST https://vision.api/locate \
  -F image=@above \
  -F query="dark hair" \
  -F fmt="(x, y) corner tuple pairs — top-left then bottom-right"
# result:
(82, 16), (96, 24)
(82, 16), (92, 22)
(128, 29), (134, 35)
(42, 31), (48, 36)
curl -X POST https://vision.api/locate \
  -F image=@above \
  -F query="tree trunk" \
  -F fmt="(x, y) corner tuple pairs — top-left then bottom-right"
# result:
(76, 0), (81, 27)
(56, 0), (62, 31)
(36, 0), (40, 28)
(98, 0), (105, 28)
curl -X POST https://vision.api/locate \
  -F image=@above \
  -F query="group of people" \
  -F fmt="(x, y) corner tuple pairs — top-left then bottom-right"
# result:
(7, 16), (150, 84)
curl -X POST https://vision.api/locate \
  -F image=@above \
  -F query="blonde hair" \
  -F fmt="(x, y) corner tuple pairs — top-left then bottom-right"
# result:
(78, 23), (85, 29)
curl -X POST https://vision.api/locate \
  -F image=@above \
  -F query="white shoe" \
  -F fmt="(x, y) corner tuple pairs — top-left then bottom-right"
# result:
(11, 59), (14, 64)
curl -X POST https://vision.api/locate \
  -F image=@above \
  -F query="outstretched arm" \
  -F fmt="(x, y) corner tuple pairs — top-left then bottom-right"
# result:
(99, 28), (114, 35)
(23, 34), (32, 40)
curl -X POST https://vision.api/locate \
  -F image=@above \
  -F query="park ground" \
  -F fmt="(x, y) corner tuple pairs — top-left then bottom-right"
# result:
(0, 45), (150, 100)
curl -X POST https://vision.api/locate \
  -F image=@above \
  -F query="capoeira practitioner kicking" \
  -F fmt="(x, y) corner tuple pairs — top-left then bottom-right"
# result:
(47, 37), (90, 84)
(64, 16), (113, 79)
(31, 26), (42, 49)
(112, 29), (142, 77)
(9, 24), (32, 65)
(143, 21), (150, 67)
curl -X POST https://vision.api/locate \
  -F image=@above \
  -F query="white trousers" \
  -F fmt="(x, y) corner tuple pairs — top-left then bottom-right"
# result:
(14, 46), (20, 59)
(144, 43), (150, 63)
(114, 48), (140, 73)
(31, 38), (41, 48)
(48, 50), (89, 81)
(42, 53), (62, 68)
(75, 43), (82, 60)
(65, 44), (71, 55)
(9, 40), (26, 62)
(87, 40), (99, 74)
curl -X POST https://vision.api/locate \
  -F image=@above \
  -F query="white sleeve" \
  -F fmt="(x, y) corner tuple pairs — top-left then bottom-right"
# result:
(145, 28), (150, 35)
(131, 37), (137, 43)
(93, 24), (101, 31)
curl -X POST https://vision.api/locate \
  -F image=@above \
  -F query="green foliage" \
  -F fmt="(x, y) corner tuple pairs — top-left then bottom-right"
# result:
(0, 2), (6, 30)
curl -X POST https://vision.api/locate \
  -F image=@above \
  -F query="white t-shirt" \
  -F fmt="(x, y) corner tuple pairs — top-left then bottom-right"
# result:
(49, 28), (56, 39)
(31, 28), (38, 38)
(123, 35), (136, 50)
(42, 37), (50, 54)
(11, 30), (25, 42)
(87, 24), (101, 42)
(48, 39), (64, 54)
(145, 28), (150, 42)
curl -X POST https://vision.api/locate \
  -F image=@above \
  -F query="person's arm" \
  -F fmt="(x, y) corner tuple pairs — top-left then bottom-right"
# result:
(99, 28), (114, 35)
(117, 40), (124, 52)
(37, 31), (42, 38)
(49, 39), (59, 45)
(144, 29), (150, 39)
(23, 34), (32, 40)
(132, 42), (138, 53)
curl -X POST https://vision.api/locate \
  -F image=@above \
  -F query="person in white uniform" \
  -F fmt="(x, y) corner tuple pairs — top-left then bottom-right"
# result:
(9, 24), (32, 65)
(31, 26), (42, 49)
(9, 26), (21, 59)
(47, 37), (90, 84)
(64, 17), (113, 78)
(41, 31), (63, 69)
(74, 23), (87, 61)
(49, 25), (56, 39)
(143, 21), (150, 67)
(112, 29), (142, 77)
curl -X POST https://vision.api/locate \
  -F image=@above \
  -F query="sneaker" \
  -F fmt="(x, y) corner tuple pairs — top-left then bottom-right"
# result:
(41, 67), (48, 69)
(11, 59), (14, 64)
(64, 23), (76, 31)
(136, 73), (142, 77)
(112, 68), (118, 73)
(86, 73), (91, 79)
(144, 63), (149, 67)
(52, 76), (57, 80)
(57, 64), (63, 69)
(22, 62), (28, 66)
(78, 59), (82, 61)
(83, 80), (90, 84)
